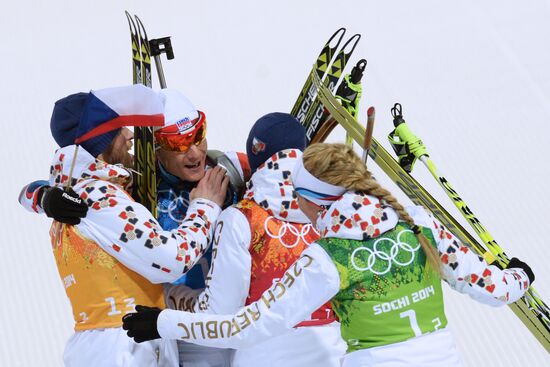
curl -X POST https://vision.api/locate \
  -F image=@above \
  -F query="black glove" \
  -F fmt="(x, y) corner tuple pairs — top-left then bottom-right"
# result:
(507, 257), (535, 284)
(122, 305), (162, 343)
(39, 186), (88, 225)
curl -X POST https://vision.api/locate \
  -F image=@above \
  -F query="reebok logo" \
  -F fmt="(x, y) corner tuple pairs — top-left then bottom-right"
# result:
(62, 192), (82, 204)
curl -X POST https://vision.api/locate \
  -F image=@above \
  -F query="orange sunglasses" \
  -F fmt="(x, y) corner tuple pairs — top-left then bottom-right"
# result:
(154, 111), (207, 152)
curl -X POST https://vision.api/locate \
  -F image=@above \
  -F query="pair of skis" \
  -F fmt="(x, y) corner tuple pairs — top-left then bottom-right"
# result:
(124, 12), (174, 217)
(295, 43), (550, 351)
(290, 28), (361, 144)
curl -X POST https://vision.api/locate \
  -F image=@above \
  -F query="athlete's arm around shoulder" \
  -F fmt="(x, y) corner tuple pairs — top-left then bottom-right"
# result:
(407, 206), (531, 306)
(19, 180), (88, 225)
(156, 243), (340, 349)
(167, 206), (253, 314)
(76, 176), (223, 285)
(18, 180), (49, 214)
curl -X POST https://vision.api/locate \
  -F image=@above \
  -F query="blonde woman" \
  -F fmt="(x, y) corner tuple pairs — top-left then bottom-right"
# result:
(124, 143), (534, 367)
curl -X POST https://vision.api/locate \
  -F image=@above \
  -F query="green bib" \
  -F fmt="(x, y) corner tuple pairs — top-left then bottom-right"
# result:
(317, 223), (447, 352)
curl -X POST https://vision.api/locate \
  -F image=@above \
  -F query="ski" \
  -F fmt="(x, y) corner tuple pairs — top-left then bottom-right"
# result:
(125, 12), (158, 218)
(303, 33), (361, 144)
(135, 15), (152, 88)
(291, 28), (346, 122)
(387, 103), (550, 346)
(308, 59), (367, 145)
(125, 12), (142, 85)
(310, 70), (550, 353)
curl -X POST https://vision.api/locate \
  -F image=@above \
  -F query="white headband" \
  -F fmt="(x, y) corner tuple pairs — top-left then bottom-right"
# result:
(292, 157), (346, 206)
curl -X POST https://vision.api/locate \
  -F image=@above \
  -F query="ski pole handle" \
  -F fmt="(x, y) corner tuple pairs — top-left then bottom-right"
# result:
(150, 37), (174, 89)
(362, 106), (375, 163)
(390, 103), (429, 160)
(350, 59), (367, 84)
(53, 145), (80, 246)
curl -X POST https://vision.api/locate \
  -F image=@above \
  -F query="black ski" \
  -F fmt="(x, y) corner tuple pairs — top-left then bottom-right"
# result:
(309, 59), (367, 144)
(125, 12), (158, 218)
(291, 28), (346, 122)
(303, 33), (361, 144)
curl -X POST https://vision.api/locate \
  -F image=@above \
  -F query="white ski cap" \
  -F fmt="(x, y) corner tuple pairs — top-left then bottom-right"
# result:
(156, 88), (200, 133)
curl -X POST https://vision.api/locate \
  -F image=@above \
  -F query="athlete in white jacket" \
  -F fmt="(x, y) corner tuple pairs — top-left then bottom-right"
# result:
(124, 143), (534, 367)
(20, 88), (249, 367)
(19, 85), (228, 367)
(166, 113), (346, 367)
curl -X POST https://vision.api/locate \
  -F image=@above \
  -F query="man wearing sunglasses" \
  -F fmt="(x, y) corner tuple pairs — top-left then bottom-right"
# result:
(153, 89), (250, 367)
(19, 88), (249, 367)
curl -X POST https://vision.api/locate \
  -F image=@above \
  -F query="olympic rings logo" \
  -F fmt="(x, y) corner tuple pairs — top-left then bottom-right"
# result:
(350, 229), (420, 275)
(264, 216), (317, 248)
(157, 195), (190, 224)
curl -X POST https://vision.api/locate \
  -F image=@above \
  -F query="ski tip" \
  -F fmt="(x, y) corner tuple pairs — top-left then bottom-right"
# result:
(328, 28), (347, 48)
(334, 27), (346, 36)
(367, 106), (375, 117)
(342, 33), (362, 53)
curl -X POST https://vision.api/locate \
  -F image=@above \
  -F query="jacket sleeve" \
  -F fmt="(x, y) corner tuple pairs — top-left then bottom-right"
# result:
(224, 151), (251, 182)
(165, 207), (252, 314)
(156, 244), (340, 348)
(18, 180), (49, 214)
(407, 206), (531, 306)
(75, 179), (221, 284)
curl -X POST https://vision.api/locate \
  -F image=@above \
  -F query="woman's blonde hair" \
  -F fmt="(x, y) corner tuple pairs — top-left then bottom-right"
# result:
(303, 143), (441, 274)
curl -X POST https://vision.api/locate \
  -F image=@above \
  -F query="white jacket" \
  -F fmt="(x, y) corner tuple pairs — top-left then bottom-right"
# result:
(46, 145), (222, 284)
(166, 149), (346, 367)
(157, 192), (530, 366)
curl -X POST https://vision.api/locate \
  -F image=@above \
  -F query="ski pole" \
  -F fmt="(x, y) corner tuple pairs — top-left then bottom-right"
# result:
(53, 145), (80, 247)
(362, 106), (375, 163)
(311, 71), (550, 352)
(387, 102), (550, 333)
(336, 59), (366, 146)
(387, 103), (509, 265)
(149, 37), (174, 89)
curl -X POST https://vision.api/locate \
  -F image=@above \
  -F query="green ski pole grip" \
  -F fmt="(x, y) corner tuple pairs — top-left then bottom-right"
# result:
(394, 123), (429, 159)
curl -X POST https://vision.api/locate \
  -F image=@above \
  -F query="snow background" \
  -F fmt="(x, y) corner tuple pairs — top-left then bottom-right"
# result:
(1, 0), (549, 365)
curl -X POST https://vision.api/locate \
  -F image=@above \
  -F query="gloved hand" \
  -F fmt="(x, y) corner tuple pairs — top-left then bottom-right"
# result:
(507, 257), (535, 284)
(122, 305), (162, 343)
(39, 186), (88, 225)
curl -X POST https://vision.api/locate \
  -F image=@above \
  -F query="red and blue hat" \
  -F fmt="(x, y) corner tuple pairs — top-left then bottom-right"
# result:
(246, 112), (306, 173)
(50, 84), (164, 157)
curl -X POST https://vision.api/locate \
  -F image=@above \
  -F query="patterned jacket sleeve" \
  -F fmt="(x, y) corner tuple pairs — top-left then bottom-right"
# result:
(75, 179), (221, 284)
(407, 206), (530, 306)
(156, 244), (340, 348)
(165, 207), (252, 313)
(18, 180), (49, 214)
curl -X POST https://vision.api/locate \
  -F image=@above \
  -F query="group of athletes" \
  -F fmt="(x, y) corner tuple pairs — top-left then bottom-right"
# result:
(20, 84), (534, 367)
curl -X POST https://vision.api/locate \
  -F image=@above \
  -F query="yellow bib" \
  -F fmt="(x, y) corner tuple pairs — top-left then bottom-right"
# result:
(51, 224), (165, 331)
